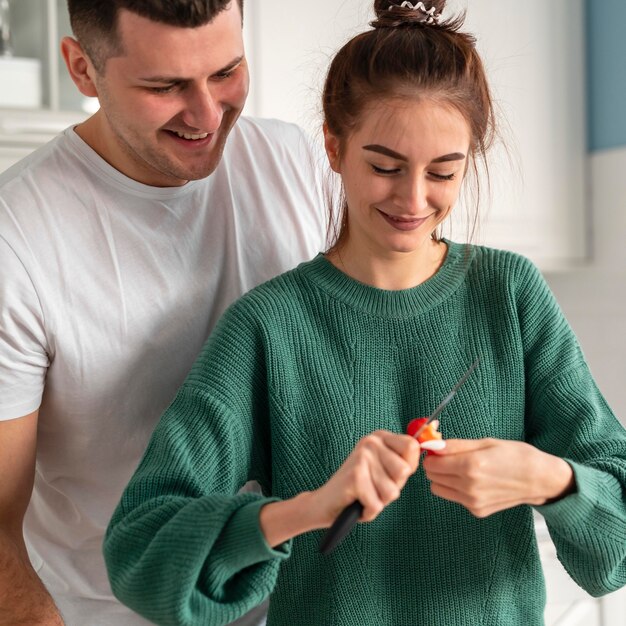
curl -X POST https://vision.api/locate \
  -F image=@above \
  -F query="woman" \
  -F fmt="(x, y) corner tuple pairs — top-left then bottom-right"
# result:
(104, 1), (626, 624)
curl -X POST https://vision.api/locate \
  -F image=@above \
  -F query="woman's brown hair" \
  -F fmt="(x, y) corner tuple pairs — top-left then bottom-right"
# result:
(322, 0), (496, 250)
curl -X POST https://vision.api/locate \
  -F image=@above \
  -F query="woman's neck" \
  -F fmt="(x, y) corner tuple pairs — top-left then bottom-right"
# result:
(326, 239), (448, 290)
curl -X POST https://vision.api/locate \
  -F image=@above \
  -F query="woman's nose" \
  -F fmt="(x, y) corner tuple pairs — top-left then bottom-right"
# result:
(399, 175), (430, 214)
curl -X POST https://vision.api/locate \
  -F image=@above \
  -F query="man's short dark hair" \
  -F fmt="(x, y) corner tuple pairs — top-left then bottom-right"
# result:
(67, 0), (244, 72)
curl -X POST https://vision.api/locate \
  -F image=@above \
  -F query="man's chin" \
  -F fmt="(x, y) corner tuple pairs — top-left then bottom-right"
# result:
(183, 158), (224, 181)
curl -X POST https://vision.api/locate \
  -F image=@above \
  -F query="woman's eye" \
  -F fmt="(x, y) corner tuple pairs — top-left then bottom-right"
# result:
(430, 172), (456, 181)
(371, 164), (400, 175)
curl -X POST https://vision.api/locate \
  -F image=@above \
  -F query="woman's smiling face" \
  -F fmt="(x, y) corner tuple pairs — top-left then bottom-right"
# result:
(325, 97), (471, 258)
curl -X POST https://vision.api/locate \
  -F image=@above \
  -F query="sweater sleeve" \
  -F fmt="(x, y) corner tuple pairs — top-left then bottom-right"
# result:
(515, 257), (626, 597)
(103, 301), (291, 626)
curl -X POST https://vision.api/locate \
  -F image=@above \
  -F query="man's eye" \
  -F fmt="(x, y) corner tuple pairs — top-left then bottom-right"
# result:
(149, 85), (177, 94)
(214, 69), (235, 80)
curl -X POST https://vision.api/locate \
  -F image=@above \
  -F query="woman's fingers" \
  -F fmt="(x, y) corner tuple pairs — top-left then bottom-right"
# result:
(428, 481), (520, 518)
(349, 432), (413, 520)
(423, 438), (574, 517)
(319, 431), (421, 525)
(381, 431), (420, 473)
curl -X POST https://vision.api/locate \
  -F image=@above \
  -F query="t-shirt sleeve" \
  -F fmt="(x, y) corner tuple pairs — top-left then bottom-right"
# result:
(0, 235), (48, 420)
(514, 256), (626, 596)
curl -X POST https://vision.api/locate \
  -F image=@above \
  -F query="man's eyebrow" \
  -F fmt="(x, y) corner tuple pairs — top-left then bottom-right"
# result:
(139, 56), (244, 83)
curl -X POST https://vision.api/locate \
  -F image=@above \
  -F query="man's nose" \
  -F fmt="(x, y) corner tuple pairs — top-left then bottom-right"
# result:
(182, 84), (223, 132)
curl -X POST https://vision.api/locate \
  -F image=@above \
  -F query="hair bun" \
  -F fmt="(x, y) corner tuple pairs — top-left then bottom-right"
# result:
(372, 0), (446, 29)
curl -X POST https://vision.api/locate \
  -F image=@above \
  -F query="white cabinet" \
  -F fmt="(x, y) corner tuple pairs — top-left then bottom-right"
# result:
(0, 0), (92, 173)
(243, 0), (588, 270)
(6, 0), (90, 112)
(0, 0), (89, 170)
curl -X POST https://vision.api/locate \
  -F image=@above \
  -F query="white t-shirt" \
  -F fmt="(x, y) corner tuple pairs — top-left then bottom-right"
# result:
(0, 117), (326, 625)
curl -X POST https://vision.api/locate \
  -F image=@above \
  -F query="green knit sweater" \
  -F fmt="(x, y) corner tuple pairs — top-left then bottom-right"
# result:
(104, 242), (626, 626)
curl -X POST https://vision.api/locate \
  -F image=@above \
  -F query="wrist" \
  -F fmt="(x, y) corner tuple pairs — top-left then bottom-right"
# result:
(532, 450), (576, 505)
(259, 491), (321, 548)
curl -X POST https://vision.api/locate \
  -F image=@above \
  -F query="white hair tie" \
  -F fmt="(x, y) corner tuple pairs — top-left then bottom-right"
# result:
(389, 1), (442, 25)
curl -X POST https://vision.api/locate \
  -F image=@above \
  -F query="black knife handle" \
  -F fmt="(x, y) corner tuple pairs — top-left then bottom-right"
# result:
(319, 500), (364, 555)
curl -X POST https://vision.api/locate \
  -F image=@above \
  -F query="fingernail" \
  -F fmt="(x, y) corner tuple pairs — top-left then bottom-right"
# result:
(421, 440), (446, 451)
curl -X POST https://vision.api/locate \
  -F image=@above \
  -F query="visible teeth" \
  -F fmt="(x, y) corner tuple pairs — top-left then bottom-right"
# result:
(175, 131), (209, 140)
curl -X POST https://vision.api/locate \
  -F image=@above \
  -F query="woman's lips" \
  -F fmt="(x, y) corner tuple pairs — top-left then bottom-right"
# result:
(377, 209), (431, 231)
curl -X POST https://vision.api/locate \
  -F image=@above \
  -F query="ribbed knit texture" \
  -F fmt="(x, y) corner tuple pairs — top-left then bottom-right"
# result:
(104, 241), (626, 626)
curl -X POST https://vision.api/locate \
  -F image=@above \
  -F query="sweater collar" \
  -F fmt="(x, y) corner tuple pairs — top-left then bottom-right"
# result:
(300, 240), (474, 318)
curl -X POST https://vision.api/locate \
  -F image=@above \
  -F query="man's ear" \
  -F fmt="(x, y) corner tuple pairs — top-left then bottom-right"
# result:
(323, 122), (342, 173)
(60, 37), (99, 98)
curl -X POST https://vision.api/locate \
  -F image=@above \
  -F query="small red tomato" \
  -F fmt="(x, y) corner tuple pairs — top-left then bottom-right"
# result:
(407, 417), (428, 439)
(407, 417), (442, 441)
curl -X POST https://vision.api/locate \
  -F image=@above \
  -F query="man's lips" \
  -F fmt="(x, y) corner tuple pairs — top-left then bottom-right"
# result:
(172, 130), (210, 140)
(163, 129), (215, 147)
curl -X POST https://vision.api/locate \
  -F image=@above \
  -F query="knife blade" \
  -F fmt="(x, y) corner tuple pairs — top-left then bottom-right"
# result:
(410, 358), (479, 440)
(319, 358), (479, 555)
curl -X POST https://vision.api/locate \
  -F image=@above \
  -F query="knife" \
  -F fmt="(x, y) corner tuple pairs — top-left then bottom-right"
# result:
(318, 358), (479, 555)
(410, 358), (479, 440)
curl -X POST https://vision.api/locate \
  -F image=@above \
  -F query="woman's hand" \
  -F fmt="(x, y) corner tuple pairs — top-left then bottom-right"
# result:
(422, 438), (576, 518)
(312, 430), (421, 527)
(260, 430), (421, 548)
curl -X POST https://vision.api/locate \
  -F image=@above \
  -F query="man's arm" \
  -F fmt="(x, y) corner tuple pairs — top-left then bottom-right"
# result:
(0, 411), (64, 626)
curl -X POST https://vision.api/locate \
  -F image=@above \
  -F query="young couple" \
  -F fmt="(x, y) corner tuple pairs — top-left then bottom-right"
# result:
(1, 1), (625, 625)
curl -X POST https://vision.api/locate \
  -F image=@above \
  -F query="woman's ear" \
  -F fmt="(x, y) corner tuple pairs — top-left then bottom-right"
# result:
(60, 36), (99, 98)
(323, 123), (342, 173)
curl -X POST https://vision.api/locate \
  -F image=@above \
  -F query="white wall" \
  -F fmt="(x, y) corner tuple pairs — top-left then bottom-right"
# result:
(243, 0), (372, 132)
(545, 148), (626, 425)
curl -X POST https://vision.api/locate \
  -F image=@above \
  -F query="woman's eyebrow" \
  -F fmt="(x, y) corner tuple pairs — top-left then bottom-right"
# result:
(431, 152), (466, 163)
(362, 144), (408, 161)
(362, 144), (466, 164)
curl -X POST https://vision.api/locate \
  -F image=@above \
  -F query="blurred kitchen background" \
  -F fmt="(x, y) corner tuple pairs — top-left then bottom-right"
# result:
(0, 1), (624, 624)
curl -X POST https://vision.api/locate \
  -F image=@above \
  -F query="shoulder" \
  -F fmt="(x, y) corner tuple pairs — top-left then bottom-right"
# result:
(466, 243), (535, 272)
(233, 262), (312, 315)
(217, 261), (316, 332)
(0, 129), (87, 254)
(446, 242), (554, 313)
(216, 117), (326, 248)
(225, 116), (321, 163)
(0, 130), (76, 208)
(233, 116), (309, 142)
(460, 243), (561, 325)
(200, 262), (315, 364)
(463, 243), (544, 288)
(0, 130), (71, 184)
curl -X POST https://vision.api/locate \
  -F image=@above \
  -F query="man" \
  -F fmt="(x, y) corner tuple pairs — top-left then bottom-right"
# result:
(0, 1), (325, 624)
